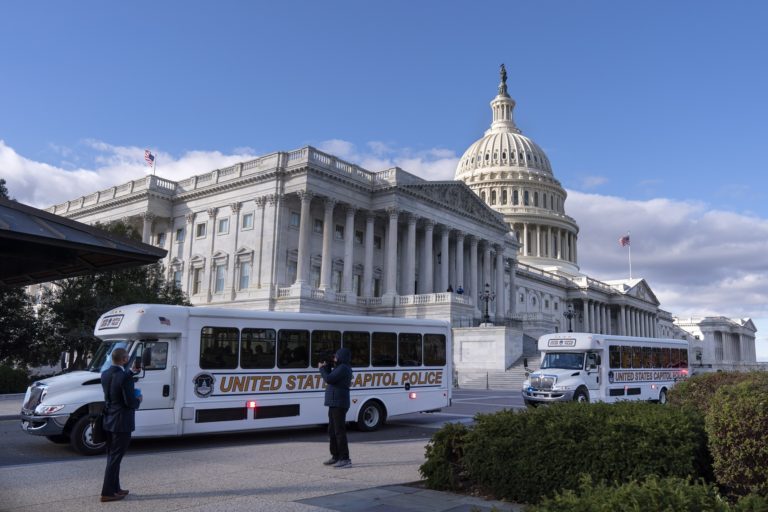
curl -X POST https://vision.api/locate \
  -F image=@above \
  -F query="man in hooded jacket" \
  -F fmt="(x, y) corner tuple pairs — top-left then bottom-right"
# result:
(319, 347), (353, 468)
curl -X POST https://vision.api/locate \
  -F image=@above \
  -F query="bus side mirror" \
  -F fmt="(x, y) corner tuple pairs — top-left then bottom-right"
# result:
(142, 348), (153, 368)
(596, 355), (602, 366)
(523, 358), (528, 368)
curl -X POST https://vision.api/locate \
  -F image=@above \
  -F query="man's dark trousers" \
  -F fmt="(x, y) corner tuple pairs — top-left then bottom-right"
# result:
(101, 430), (131, 496)
(328, 407), (349, 460)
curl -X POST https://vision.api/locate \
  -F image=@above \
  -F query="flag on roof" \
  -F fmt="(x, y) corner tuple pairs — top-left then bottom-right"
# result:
(159, 316), (171, 326)
(619, 234), (630, 247)
(144, 150), (155, 167)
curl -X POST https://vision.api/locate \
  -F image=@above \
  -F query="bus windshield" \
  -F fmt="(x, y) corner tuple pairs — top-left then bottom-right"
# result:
(87, 340), (135, 373)
(541, 352), (584, 370)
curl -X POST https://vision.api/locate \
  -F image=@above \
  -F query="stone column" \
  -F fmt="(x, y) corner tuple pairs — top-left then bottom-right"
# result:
(535, 225), (541, 257)
(495, 247), (504, 319)
(363, 213), (375, 297)
(583, 299), (590, 332)
(455, 231), (465, 292)
(483, 243), (491, 296)
(508, 258), (516, 316)
(384, 208), (399, 298)
(184, 212), (195, 292)
(319, 198), (336, 292)
(470, 237), (479, 311)
(619, 305), (626, 335)
(342, 206), (356, 296)
(295, 191), (313, 287)
(405, 214), (417, 295)
(206, 207), (218, 302)
(142, 211), (155, 244)
(230, 202), (242, 299)
(423, 220), (434, 293)
(440, 226), (450, 291)
(522, 224), (528, 255)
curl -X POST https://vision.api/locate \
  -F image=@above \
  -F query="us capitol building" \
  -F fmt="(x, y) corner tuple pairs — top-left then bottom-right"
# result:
(45, 67), (761, 385)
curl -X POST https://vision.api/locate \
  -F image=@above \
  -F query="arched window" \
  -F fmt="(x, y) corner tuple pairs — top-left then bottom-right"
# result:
(491, 190), (497, 205)
(501, 190), (508, 205)
(523, 191), (530, 206)
(513, 190), (519, 205)
(480, 191), (486, 202)
(543, 195), (547, 209)
(534, 192), (539, 207)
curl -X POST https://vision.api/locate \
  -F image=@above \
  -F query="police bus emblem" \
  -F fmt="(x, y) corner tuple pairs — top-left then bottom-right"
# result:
(193, 373), (215, 398)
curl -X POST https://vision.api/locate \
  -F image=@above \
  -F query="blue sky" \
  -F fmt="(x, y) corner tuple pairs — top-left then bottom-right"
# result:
(2, 1), (768, 358)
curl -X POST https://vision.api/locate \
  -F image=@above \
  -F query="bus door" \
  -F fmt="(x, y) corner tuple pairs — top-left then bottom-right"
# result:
(131, 339), (176, 410)
(584, 351), (601, 394)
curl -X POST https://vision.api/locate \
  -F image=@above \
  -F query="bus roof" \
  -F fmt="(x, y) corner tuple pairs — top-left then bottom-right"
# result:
(539, 332), (689, 351)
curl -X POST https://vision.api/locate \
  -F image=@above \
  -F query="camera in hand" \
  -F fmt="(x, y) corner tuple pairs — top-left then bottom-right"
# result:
(319, 351), (335, 368)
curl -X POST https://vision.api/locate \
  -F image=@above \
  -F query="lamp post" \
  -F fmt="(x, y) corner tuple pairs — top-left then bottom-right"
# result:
(563, 304), (576, 332)
(481, 283), (495, 325)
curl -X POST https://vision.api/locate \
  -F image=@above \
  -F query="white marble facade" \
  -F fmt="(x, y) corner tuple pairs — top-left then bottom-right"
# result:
(45, 68), (760, 374)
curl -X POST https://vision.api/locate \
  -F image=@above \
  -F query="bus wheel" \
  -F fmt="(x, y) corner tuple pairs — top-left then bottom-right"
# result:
(524, 400), (538, 409)
(70, 415), (106, 456)
(658, 388), (668, 405)
(573, 388), (589, 403)
(46, 434), (69, 444)
(357, 401), (385, 432)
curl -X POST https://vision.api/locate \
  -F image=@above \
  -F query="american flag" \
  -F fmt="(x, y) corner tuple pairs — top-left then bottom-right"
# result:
(619, 234), (630, 247)
(159, 316), (171, 326)
(144, 150), (155, 168)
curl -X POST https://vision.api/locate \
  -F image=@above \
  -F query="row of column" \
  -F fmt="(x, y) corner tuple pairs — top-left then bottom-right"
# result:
(579, 300), (658, 337)
(713, 331), (756, 363)
(293, 192), (510, 317)
(514, 223), (577, 264)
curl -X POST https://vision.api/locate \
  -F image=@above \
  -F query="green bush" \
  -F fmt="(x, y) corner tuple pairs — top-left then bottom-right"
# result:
(0, 365), (29, 393)
(419, 422), (469, 491)
(460, 402), (711, 503)
(525, 475), (760, 512)
(706, 373), (768, 498)
(669, 371), (759, 415)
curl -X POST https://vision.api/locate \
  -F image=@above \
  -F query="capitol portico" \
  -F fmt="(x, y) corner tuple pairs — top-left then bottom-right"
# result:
(44, 67), (761, 382)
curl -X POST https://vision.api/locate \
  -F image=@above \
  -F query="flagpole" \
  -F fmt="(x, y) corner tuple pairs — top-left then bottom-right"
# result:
(153, 148), (157, 176)
(627, 231), (632, 280)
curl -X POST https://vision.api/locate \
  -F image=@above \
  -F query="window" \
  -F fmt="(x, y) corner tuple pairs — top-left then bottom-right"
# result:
(399, 333), (422, 367)
(609, 346), (621, 368)
(501, 190), (508, 205)
(490, 190), (496, 205)
(241, 213), (254, 230)
(374, 236), (382, 250)
(544, 300), (550, 309)
(632, 346), (642, 368)
(534, 192), (539, 207)
(513, 190), (519, 205)
(241, 328), (276, 369)
(134, 341), (169, 370)
(371, 332), (397, 367)
(192, 268), (203, 294)
(286, 261), (297, 284)
(335, 224), (344, 240)
(175, 228), (185, 242)
(278, 330), (309, 368)
(313, 218), (323, 233)
(238, 261), (250, 290)
(423, 334), (446, 366)
(332, 270), (342, 292)
(355, 230), (364, 244)
(156, 233), (166, 246)
(289, 212), (300, 227)
(373, 278), (381, 297)
(217, 218), (230, 235)
(481, 191), (486, 202)
(352, 274), (361, 295)
(543, 195), (547, 209)
(343, 331), (370, 367)
(173, 270), (182, 289)
(523, 191), (530, 206)
(214, 265), (226, 293)
(195, 222), (207, 238)
(310, 266), (320, 289)
(311, 330), (341, 367)
(200, 327), (238, 369)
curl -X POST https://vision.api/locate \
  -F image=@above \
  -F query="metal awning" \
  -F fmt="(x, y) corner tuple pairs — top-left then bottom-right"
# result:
(0, 197), (167, 287)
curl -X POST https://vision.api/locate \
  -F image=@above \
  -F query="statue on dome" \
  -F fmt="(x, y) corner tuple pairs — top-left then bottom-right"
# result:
(498, 63), (508, 96)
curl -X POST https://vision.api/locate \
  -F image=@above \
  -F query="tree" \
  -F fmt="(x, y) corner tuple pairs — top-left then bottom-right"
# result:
(0, 287), (46, 367)
(0, 178), (8, 199)
(37, 221), (190, 369)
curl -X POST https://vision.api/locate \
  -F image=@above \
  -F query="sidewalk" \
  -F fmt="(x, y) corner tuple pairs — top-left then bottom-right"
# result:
(0, 395), (523, 512)
(0, 393), (23, 420)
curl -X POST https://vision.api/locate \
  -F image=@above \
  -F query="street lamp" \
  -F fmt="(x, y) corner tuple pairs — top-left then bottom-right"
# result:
(563, 304), (575, 332)
(481, 283), (495, 325)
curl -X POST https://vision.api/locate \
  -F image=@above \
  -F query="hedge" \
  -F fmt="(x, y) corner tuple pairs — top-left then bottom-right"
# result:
(0, 365), (29, 394)
(526, 475), (768, 512)
(419, 422), (469, 490)
(668, 371), (761, 415)
(706, 373), (768, 498)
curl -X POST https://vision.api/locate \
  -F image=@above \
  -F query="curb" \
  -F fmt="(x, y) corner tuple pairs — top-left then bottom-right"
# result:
(0, 415), (19, 421)
(0, 393), (25, 401)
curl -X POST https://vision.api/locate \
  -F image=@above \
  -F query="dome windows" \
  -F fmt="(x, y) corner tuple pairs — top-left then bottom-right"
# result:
(501, 190), (508, 205)
(490, 190), (497, 205)
(524, 191), (530, 206)
(513, 190), (519, 205)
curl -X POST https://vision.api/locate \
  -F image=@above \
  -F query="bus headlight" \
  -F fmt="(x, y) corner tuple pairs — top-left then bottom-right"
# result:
(552, 385), (576, 391)
(35, 404), (64, 415)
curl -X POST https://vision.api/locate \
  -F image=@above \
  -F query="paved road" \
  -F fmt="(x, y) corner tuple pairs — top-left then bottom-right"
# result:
(0, 389), (523, 467)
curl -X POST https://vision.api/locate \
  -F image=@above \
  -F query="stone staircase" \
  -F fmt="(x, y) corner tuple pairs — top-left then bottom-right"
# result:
(457, 334), (541, 391)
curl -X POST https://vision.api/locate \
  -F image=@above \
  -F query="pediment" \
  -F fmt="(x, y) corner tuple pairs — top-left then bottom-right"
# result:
(400, 182), (507, 229)
(626, 279), (659, 306)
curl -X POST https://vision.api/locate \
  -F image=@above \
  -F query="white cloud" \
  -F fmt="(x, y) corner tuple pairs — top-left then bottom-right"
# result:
(579, 175), (608, 189)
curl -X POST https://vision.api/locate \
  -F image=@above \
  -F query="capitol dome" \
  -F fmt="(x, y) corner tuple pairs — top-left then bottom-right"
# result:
(455, 66), (580, 274)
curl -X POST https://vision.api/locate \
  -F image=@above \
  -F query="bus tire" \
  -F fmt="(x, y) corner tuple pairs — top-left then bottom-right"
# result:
(658, 388), (668, 405)
(573, 388), (589, 403)
(46, 434), (69, 444)
(524, 400), (538, 409)
(70, 415), (106, 456)
(356, 400), (385, 432)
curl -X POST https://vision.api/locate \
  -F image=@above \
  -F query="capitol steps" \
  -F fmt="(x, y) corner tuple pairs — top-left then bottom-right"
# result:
(457, 334), (541, 391)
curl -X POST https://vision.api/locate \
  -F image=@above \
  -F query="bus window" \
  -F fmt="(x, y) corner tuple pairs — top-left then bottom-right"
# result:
(311, 330), (341, 367)
(241, 328), (276, 369)
(138, 341), (168, 370)
(343, 331), (370, 368)
(609, 346), (621, 368)
(399, 333), (422, 367)
(670, 348), (680, 368)
(621, 346), (632, 369)
(277, 330), (309, 368)
(642, 347), (653, 369)
(680, 350), (688, 368)
(424, 334), (446, 366)
(632, 347), (642, 368)
(200, 327), (239, 369)
(371, 332), (397, 367)
(653, 348), (662, 368)
(661, 348), (671, 368)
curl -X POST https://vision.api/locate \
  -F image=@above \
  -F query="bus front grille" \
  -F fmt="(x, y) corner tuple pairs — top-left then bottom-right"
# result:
(531, 375), (556, 390)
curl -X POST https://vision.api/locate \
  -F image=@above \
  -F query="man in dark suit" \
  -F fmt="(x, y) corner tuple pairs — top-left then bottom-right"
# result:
(100, 347), (141, 502)
(319, 347), (353, 468)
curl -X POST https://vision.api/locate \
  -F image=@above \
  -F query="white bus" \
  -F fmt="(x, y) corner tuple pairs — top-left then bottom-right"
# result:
(522, 333), (689, 406)
(21, 304), (452, 455)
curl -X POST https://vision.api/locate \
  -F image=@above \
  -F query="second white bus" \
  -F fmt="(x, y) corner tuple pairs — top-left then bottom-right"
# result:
(21, 304), (452, 454)
(522, 333), (689, 406)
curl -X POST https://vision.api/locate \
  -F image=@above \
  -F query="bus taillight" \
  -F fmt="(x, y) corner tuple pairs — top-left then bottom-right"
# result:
(246, 400), (257, 409)
(409, 392), (417, 399)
